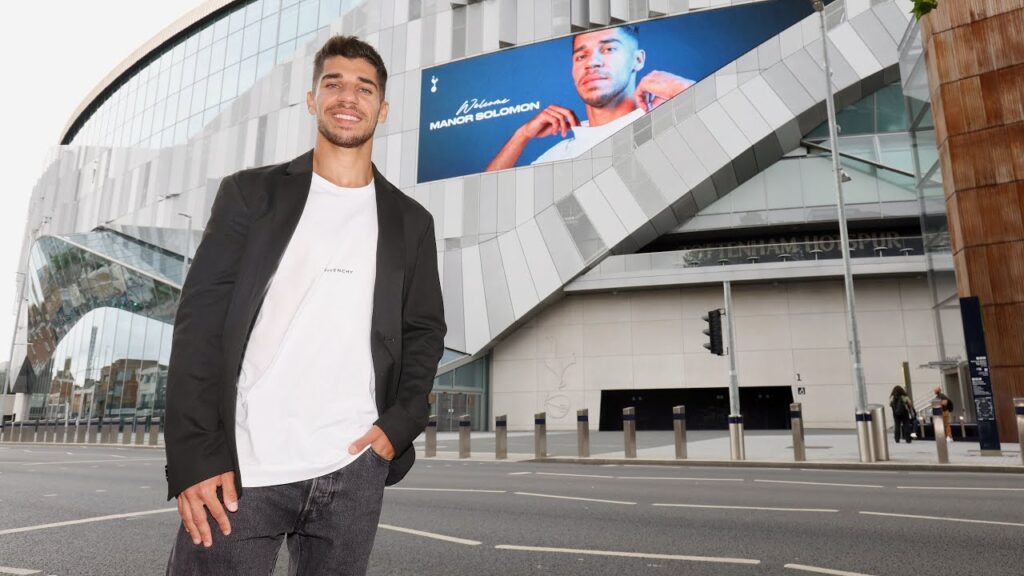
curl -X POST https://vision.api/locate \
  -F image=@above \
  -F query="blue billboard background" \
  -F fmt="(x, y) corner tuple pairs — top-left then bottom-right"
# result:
(417, 0), (820, 183)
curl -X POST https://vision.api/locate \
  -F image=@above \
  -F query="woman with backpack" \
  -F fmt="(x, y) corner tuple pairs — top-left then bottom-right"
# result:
(890, 385), (914, 443)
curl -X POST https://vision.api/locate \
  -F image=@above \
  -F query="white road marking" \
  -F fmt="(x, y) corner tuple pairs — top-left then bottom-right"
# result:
(755, 479), (883, 489)
(800, 469), (899, 475)
(507, 471), (531, 476)
(535, 472), (615, 479)
(0, 566), (42, 575)
(139, 486), (151, 489)
(495, 544), (760, 565)
(859, 511), (1024, 528)
(617, 476), (744, 482)
(16, 458), (164, 467)
(514, 492), (635, 505)
(377, 524), (481, 546)
(785, 563), (875, 575)
(94, 489), (106, 493)
(653, 503), (839, 513)
(386, 487), (506, 494)
(0, 508), (177, 536)
(41, 494), (57, 498)
(897, 486), (1024, 492)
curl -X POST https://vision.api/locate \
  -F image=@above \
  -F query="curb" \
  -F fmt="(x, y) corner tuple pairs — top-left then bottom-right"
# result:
(528, 456), (1024, 474)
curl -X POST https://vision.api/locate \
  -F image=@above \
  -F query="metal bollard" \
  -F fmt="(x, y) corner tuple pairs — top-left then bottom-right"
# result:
(75, 419), (87, 443)
(728, 415), (746, 461)
(135, 417), (145, 445)
(101, 418), (112, 444)
(15, 420), (25, 442)
(458, 414), (471, 459)
(122, 416), (132, 445)
(149, 417), (161, 446)
(932, 400), (949, 464)
(855, 412), (876, 463)
(495, 415), (507, 460)
(88, 419), (99, 444)
(790, 403), (806, 462)
(869, 404), (890, 462)
(0, 418), (8, 442)
(424, 415), (437, 457)
(55, 419), (66, 443)
(673, 406), (687, 460)
(623, 407), (637, 458)
(43, 420), (54, 443)
(34, 419), (44, 443)
(534, 412), (547, 458)
(1014, 398), (1024, 466)
(577, 409), (590, 458)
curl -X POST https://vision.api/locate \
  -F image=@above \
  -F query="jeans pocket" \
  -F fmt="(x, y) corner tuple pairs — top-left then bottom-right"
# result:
(367, 446), (392, 465)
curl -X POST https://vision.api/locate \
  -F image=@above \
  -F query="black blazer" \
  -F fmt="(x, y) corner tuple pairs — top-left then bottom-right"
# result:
(164, 150), (445, 500)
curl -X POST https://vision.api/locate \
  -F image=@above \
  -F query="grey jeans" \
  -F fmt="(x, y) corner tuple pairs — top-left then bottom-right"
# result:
(166, 448), (390, 576)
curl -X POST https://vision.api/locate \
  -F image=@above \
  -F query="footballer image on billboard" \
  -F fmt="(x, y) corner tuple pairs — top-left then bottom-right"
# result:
(417, 0), (822, 183)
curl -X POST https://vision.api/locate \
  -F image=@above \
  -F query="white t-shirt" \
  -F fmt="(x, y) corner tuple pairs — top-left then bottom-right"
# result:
(532, 108), (646, 164)
(235, 173), (379, 487)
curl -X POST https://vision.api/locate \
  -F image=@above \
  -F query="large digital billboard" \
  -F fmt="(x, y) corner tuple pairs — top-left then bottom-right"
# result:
(417, 0), (821, 183)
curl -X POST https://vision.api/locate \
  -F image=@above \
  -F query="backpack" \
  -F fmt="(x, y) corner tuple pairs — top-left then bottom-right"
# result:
(891, 396), (908, 418)
(943, 396), (954, 413)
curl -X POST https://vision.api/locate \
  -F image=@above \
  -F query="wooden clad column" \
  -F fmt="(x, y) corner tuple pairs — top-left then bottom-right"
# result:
(922, 0), (1024, 441)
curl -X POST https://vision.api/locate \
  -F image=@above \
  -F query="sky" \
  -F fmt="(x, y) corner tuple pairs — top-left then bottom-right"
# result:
(0, 1), (205, 366)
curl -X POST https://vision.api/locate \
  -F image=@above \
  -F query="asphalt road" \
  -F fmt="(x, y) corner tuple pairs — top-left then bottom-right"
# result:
(1, 444), (1022, 575)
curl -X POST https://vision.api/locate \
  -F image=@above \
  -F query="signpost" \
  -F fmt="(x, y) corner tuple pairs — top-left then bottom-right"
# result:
(959, 297), (1001, 454)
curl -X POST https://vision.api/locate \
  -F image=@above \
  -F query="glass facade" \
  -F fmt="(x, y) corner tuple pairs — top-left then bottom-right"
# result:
(68, 0), (367, 148)
(19, 234), (180, 421)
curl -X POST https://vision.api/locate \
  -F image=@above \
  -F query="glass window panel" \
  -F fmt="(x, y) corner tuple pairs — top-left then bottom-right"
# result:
(238, 55), (258, 93)
(210, 38), (227, 73)
(246, 0), (264, 24)
(158, 51), (171, 71)
(142, 107), (154, 138)
(276, 39), (297, 64)
(319, 0), (340, 26)
(174, 120), (188, 144)
(296, 31), (316, 47)
(214, 16), (230, 40)
(180, 53), (197, 87)
(229, 8), (246, 32)
(187, 113), (203, 138)
(284, 0), (300, 7)
(298, 0), (318, 35)
(260, 13), (280, 51)
(198, 25), (214, 48)
(876, 84), (909, 133)
(257, 48), (276, 77)
(206, 71), (223, 108)
(279, 4), (299, 41)
(169, 62), (183, 93)
(264, 0), (281, 16)
(221, 63), (240, 101)
(172, 42), (185, 62)
(225, 30), (243, 66)
(163, 92), (178, 129)
(157, 68), (171, 98)
(191, 78), (207, 114)
(177, 85), (193, 119)
(834, 95), (875, 136)
(242, 22), (261, 59)
(146, 78), (159, 108)
(195, 46), (212, 80)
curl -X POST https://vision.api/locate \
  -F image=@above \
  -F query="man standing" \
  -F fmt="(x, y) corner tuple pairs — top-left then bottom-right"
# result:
(933, 386), (954, 441)
(164, 35), (445, 575)
(486, 25), (693, 170)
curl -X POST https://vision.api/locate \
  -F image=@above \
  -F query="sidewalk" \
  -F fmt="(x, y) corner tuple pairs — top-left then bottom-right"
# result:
(415, 430), (1024, 473)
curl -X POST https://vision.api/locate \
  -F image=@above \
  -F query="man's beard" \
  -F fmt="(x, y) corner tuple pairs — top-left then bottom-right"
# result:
(580, 83), (628, 108)
(317, 114), (375, 148)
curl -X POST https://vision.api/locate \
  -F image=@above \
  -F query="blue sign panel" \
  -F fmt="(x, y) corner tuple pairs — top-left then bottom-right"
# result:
(416, 0), (822, 183)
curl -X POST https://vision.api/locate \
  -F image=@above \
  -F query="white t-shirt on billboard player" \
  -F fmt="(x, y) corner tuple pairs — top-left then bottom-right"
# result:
(531, 108), (645, 164)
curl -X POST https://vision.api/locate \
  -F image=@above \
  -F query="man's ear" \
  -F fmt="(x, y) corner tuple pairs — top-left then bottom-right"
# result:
(306, 90), (316, 115)
(633, 48), (646, 73)
(377, 100), (390, 124)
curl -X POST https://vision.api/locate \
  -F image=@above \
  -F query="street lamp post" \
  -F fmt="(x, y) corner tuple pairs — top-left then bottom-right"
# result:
(811, 0), (873, 462)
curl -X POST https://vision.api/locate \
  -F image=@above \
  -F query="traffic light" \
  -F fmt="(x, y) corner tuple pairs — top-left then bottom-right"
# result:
(702, 309), (724, 355)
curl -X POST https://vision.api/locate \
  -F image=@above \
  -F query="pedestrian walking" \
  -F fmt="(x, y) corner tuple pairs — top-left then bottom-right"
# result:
(889, 386), (914, 443)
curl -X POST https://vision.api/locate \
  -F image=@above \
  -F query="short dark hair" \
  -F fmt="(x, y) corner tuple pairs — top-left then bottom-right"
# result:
(572, 24), (640, 50)
(312, 35), (388, 98)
